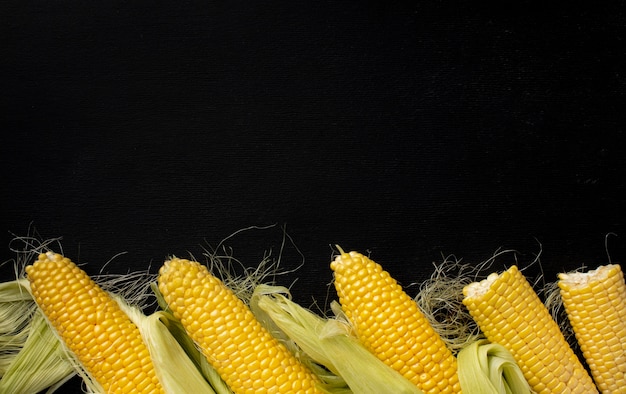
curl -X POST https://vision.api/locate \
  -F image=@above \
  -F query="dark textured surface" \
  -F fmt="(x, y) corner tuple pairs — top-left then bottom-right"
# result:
(2, 2), (625, 391)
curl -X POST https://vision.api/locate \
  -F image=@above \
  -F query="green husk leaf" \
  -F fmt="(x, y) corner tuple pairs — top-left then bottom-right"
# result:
(147, 282), (233, 394)
(252, 284), (424, 394)
(457, 339), (531, 394)
(142, 311), (223, 394)
(0, 310), (75, 394)
(0, 277), (105, 394)
(249, 286), (349, 392)
(0, 278), (32, 302)
(0, 279), (36, 376)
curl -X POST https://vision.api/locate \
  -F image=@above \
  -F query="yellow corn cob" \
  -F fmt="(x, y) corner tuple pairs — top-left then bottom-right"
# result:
(330, 250), (461, 394)
(25, 252), (164, 394)
(157, 257), (323, 394)
(462, 265), (598, 394)
(558, 264), (626, 393)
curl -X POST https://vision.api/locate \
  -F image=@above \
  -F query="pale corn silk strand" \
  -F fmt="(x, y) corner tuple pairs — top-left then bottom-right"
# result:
(25, 252), (166, 394)
(463, 265), (598, 394)
(558, 264), (626, 394)
(157, 257), (325, 394)
(414, 253), (494, 355)
(330, 249), (462, 394)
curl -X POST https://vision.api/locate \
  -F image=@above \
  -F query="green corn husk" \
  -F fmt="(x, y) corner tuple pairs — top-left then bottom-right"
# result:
(457, 339), (531, 394)
(40, 280), (235, 394)
(250, 285), (350, 393)
(148, 282), (233, 394)
(1, 271), (236, 394)
(250, 284), (424, 394)
(142, 311), (229, 394)
(0, 279), (34, 376)
(0, 279), (76, 394)
(0, 311), (76, 394)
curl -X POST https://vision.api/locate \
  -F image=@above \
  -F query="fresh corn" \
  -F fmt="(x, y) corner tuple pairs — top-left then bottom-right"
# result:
(157, 257), (324, 394)
(463, 265), (598, 394)
(558, 264), (626, 393)
(252, 284), (425, 394)
(330, 250), (461, 394)
(25, 252), (165, 394)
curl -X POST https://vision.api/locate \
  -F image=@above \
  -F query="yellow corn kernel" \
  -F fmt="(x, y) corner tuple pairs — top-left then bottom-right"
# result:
(463, 265), (598, 394)
(558, 264), (626, 393)
(25, 252), (164, 394)
(157, 257), (323, 394)
(330, 250), (461, 394)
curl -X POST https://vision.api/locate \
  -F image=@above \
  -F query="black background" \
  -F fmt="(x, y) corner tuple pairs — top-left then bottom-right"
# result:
(2, 2), (626, 392)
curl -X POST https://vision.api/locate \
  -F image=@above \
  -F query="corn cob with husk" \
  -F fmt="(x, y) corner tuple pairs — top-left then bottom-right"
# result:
(330, 249), (462, 393)
(19, 251), (230, 394)
(250, 283), (425, 394)
(558, 264), (626, 393)
(157, 257), (325, 394)
(25, 252), (166, 393)
(0, 278), (76, 394)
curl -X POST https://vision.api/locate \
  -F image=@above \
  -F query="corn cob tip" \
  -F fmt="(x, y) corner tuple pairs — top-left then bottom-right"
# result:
(159, 259), (170, 274)
(24, 252), (69, 282)
(159, 257), (176, 271)
(158, 257), (189, 278)
(38, 251), (60, 262)
(330, 250), (364, 274)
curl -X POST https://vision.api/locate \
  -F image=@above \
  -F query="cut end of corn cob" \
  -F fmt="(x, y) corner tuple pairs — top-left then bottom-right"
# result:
(462, 265), (598, 394)
(558, 264), (617, 288)
(25, 252), (165, 394)
(158, 257), (323, 394)
(558, 263), (626, 393)
(462, 272), (500, 299)
(331, 250), (461, 394)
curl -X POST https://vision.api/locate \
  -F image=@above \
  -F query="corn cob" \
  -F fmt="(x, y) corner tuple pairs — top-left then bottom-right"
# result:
(25, 252), (165, 394)
(330, 250), (461, 394)
(558, 264), (626, 393)
(157, 257), (323, 394)
(462, 265), (598, 394)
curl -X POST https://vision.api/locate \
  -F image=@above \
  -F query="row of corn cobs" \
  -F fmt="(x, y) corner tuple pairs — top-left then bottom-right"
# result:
(1, 244), (625, 394)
